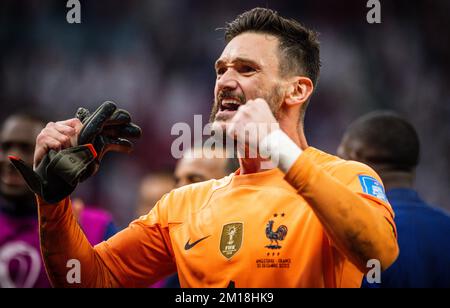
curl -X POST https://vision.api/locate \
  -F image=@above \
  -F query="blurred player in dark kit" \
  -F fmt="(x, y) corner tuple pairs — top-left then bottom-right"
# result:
(338, 111), (450, 288)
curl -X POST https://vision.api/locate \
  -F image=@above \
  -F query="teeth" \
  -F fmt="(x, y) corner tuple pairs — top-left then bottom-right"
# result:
(220, 98), (242, 111)
(222, 99), (240, 105)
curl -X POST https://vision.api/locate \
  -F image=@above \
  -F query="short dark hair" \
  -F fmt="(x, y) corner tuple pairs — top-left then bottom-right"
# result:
(343, 111), (420, 171)
(224, 8), (321, 85)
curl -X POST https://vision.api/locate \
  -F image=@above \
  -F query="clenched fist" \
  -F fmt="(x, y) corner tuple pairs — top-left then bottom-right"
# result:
(34, 118), (82, 169)
(214, 98), (280, 157)
(10, 101), (141, 203)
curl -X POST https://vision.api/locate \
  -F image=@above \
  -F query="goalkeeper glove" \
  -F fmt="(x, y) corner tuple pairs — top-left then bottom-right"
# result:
(9, 101), (141, 204)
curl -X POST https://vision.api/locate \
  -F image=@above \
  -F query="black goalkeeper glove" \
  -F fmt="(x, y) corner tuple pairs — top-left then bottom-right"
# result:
(75, 101), (142, 180)
(9, 101), (141, 204)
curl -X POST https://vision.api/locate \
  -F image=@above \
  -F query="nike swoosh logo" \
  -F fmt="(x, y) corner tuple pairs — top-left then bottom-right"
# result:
(184, 235), (211, 250)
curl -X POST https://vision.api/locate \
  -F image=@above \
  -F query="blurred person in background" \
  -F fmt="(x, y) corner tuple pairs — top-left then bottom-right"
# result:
(0, 113), (117, 288)
(136, 172), (174, 218)
(135, 171), (175, 288)
(174, 147), (239, 188)
(71, 198), (118, 246)
(0, 113), (51, 287)
(338, 111), (450, 288)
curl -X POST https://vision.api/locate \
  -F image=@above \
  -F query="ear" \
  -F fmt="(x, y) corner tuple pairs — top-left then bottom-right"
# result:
(285, 77), (314, 107)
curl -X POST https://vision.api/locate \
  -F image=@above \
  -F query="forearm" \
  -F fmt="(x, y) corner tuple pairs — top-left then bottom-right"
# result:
(38, 196), (119, 287)
(263, 132), (398, 271)
(285, 152), (398, 271)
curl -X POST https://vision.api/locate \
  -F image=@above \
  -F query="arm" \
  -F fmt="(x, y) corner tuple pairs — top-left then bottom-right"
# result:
(38, 196), (118, 287)
(228, 99), (398, 273)
(26, 107), (171, 287)
(264, 130), (399, 272)
(38, 196), (176, 287)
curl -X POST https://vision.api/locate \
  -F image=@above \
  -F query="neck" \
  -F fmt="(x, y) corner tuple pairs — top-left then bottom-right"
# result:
(376, 170), (415, 191)
(279, 109), (308, 150)
(286, 124), (308, 150)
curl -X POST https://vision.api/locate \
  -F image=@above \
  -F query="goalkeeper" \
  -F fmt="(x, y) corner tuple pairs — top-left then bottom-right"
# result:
(12, 8), (398, 288)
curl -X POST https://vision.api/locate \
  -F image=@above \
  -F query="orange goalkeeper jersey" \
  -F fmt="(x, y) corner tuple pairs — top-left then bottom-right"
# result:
(38, 147), (396, 288)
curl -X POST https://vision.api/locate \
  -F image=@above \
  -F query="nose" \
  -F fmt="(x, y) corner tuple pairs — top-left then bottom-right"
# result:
(216, 69), (239, 92)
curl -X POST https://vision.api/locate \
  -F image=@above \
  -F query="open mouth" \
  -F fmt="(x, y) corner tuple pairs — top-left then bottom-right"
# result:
(220, 99), (242, 112)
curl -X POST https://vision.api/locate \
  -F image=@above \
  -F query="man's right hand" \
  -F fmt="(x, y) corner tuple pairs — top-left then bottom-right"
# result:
(9, 101), (141, 204)
(34, 118), (82, 169)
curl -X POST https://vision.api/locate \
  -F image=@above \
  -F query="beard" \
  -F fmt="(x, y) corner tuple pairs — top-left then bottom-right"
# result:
(209, 85), (284, 124)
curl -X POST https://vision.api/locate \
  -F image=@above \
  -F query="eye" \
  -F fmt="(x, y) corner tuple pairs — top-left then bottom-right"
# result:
(238, 65), (256, 75)
(188, 175), (205, 184)
(216, 67), (227, 76)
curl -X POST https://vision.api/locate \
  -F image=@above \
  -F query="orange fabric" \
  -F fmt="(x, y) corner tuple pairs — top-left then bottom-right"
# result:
(38, 147), (396, 288)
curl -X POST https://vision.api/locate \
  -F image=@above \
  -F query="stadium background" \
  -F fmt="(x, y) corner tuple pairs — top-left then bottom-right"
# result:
(1, 0), (449, 227)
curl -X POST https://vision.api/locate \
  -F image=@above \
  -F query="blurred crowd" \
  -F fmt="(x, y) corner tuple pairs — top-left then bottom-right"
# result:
(0, 0), (448, 229)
